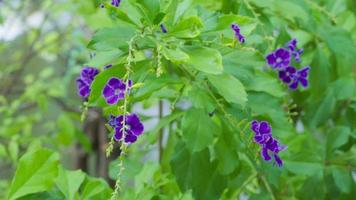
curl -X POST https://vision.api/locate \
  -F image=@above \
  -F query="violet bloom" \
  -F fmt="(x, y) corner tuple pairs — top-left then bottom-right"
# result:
(102, 77), (132, 105)
(286, 39), (303, 62)
(251, 120), (287, 167)
(289, 66), (310, 90)
(111, 0), (121, 7)
(109, 113), (144, 143)
(160, 24), (167, 33)
(76, 67), (99, 98)
(266, 48), (291, 70)
(231, 23), (245, 43)
(278, 66), (297, 84)
(251, 120), (272, 145)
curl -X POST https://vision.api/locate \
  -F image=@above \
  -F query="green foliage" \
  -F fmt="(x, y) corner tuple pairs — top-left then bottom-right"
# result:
(1, 0), (356, 199)
(7, 149), (59, 200)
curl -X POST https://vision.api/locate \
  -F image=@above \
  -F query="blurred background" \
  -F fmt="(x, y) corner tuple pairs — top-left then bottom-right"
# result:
(0, 0), (355, 199)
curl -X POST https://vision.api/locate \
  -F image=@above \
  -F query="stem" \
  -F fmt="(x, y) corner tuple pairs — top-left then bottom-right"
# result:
(109, 33), (140, 200)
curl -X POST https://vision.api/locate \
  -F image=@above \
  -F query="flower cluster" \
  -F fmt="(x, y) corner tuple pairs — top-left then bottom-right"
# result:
(76, 67), (99, 98)
(76, 65), (144, 144)
(251, 120), (287, 167)
(231, 23), (245, 43)
(266, 39), (310, 90)
(108, 113), (144, 143)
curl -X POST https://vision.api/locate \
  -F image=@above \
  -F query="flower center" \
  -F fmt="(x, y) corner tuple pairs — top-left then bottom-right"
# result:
(276, 57), (282, 63)
(114, 89), (120, 96)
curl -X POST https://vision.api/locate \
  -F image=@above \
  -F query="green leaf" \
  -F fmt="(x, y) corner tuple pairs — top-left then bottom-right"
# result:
(246, 73), (285, 98)
(327, 126), (351, 152)
(169, 16), (203, 38)
(0, 144), (7, 158)
(170, 142), (227, 200)
(273, 1), (308, 22)
(184, 46), (223, 74)
(86, 49), (123, 68)
(88, 25), (136, 51)
(330, 77), (355, 101)
(56, 168), (85, 200)
(173, 0), (193, 23)
(207, 73), (247, 107)
(7, 149), (59, 200)
(135, 0), (160, 24)
(162, 46), (190, 63)
(310, 90), (336, 128)
(80, 177), (112, 200)
(331, 166), (352, 193)
(214, 123), (239, 175)
(284, 161), (324, 178)
(187, 85), (215, 111)
(56, 114), (76, 146)
(182, 109), (218, 152)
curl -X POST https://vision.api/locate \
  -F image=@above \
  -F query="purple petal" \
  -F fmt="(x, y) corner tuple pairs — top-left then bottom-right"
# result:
(102, 85), (115, 98)
(298, 66), (310, 78)
(124, 133), (137, 143)
(286, 66), (296, 73)
(127, 114), (144, 136)
(115, 116), (124, 127)
(299, 78), (309, 88)
(107, 78), (125, 90)
(106, 95), (119, 105)
(254, 135), (263, 143)
(251, 120), (259, 133)
(259, 121), (271, 134)
(78, 86), (90, 98)
(279, 71), (286, 79)
(231, 23), (240, 31)
(274, 154), (283, 167)
(266, 53), (276, 66)
(114, 127), (123, 141)
(283, 76), (292, 83)
(275, 48), (285, 57)
(261, 147), (271, 161)
(111, 0), (121, 7)
(289, 80), (298, 90)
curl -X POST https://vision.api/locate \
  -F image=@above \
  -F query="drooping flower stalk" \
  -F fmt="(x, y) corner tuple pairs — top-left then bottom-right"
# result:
(109, 33), (143, 200)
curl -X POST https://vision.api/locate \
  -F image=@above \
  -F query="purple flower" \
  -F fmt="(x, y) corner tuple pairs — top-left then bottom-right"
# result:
(251, 120), (272, 145)
(102, 78), (132, 105)
(111, 0), (121, 7)
(231, 23), (245, 43)
(109, 113), (144, 143)
(286, 39), (303, 62)
(251, 120), (287, 167)
(266, 48), (291, 70)
(76, 67), (99, 98)
(289, 66), (310, 90)
(160, 24), (167, 33)
(278, 66), (297, 84)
